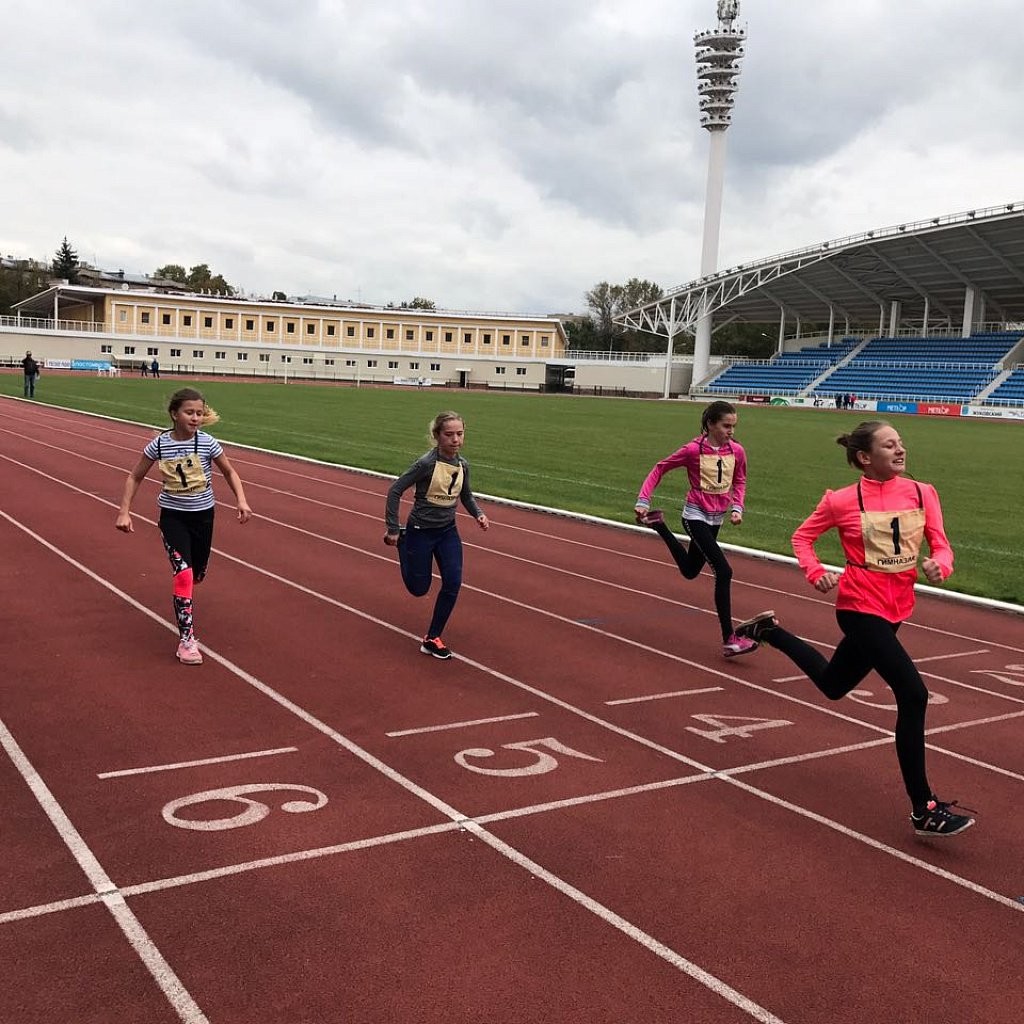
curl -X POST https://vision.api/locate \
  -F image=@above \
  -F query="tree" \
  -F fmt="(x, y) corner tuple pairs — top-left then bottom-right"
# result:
(580, 278), (664, 352)
(0, 259), (50, 316)
(51, 236), (79, 283)
(154, 264), (188, 283)
(401, 296), (436, 310)
(272, 290), (288, 301)
(152, 262), (235, 294)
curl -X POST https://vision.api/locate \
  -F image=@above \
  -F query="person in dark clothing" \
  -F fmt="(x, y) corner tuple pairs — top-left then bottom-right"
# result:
(21, 351), (39, 397)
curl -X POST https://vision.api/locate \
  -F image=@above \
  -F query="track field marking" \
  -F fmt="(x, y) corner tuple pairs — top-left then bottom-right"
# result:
(917, 648), (990, 663)
(606, 686), (725, 705)
(0, 715), (210, 1023)
(0, 514), (791, 1024)
(97, 746), (299, 779)
(386, 712), (540, 737)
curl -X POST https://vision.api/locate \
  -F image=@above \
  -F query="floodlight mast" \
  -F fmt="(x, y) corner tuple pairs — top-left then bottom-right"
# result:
(680, 0), (746, 396)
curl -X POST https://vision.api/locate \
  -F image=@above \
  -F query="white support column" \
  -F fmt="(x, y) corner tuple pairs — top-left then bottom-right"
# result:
(922, 297), (930, 336)
(888, 300), (901, 336)
(878, 305), (885, 337)
(776, 311), (785, 354)
(961, 285), (977, 337)
(827, 305), (835, 347)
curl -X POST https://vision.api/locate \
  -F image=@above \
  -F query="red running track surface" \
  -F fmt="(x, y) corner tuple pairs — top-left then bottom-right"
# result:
(2, 396), (1023, 1024)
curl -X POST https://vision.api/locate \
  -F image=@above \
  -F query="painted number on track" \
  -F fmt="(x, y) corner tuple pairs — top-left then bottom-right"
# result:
(848, 688), (949, 710)
(970, 663), (1024, 687)
(685, 714), (792, 744)
(161, 784), (329, 831)
(454, 737), (603, 776)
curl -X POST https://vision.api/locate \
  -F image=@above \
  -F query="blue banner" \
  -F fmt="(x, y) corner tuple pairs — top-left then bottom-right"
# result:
(71, 359), (112, 371)
(877, 401), (918, 415)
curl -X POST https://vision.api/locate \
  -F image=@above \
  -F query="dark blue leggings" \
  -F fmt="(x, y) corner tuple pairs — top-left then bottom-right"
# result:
(398, 524), (463, 639)
(762, 610), (931, 807)
(650, 517), (734, 641)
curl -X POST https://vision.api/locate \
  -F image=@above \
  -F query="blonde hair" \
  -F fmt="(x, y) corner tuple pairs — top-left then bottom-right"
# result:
(428, 410), (463, 446)
(168, 387), (220, 427)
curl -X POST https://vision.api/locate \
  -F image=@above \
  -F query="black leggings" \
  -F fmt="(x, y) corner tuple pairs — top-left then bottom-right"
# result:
(763, 610), (931, 808)
(651, 518), (734, 641)
(159, 508), (215, 581)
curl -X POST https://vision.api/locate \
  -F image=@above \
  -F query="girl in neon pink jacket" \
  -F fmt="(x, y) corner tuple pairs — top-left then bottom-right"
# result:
(734, 421), (974, 838)
(634, 400), (757, 658)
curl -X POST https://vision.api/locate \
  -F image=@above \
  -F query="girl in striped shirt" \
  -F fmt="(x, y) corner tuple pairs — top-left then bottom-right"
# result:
(115, 387), (252, 665)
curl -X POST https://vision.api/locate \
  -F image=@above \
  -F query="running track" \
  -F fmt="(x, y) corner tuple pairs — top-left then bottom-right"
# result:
(2, 396), (1023, 1024)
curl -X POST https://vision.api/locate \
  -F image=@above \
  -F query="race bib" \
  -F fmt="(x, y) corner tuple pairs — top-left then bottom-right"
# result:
(860, 507), (925, 573)
(699, 452), (734, 495)
(158, 455), (208, 495)
(425, 461), (462, 507)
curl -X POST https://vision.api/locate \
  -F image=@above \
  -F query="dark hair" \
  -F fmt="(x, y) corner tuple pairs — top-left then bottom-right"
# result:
(168, 387), (220, 426)
(429, 410), (464, 445)
(700, 400), (736, 435)
(836, 420), (888, 468)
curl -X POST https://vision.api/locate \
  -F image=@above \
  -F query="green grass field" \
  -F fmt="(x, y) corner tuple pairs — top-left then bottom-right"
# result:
(4, 372), (1022, 607)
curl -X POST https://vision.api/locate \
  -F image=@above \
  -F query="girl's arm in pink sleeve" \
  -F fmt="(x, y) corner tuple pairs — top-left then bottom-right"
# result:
(791, 492), (836, 586)
(921, 483), (954, 579)
(636, 445), (692, 506)
(730, 446), (747, 512)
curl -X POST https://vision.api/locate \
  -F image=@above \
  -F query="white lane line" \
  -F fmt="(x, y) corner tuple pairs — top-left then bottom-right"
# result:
(917, 648), (990, 663)
(97, 746), (299, 779)
(606, 687), (724, 706)
(386, 712), (539, 737)
(0, 716), (210, 1024)
(0, 511), (788, 1024)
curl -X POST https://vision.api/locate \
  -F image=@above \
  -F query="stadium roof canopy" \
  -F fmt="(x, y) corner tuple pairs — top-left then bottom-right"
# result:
(619, 200), (1024, 339)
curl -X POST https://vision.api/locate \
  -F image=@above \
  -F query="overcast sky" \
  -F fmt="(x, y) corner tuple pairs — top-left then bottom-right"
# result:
(2, 0), (1022, 314)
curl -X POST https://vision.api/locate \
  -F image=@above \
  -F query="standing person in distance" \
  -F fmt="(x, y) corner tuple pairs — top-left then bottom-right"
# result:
(115, 387), (252, 665)
(21, 350), (39, 397)
(384, 411), (489, 660)
(634, 400), (757, 658)
(734, 420), (974, 837)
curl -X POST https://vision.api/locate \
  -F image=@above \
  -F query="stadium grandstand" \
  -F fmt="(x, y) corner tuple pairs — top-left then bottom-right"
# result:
(619, 201), (1024, 408)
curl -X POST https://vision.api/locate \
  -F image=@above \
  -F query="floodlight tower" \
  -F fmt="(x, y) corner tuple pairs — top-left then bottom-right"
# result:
(690, 0), (746, 389)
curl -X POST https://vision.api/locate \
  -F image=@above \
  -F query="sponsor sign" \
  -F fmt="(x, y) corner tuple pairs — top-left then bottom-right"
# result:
(44, 359), (72, 369)
(392, 376), (433, 387)
(918, 403), (962, 418)
(877, 401), (918, 415)
(742, 394), (771, 404)
(71, 359), (112, 371)
(960, 405), (1024, 421)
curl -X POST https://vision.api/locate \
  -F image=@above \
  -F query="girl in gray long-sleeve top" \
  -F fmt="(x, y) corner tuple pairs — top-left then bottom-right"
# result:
(384, 411), (490, 659)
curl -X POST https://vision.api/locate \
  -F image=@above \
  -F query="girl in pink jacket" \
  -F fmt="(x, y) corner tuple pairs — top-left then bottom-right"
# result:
(734, 420), (974, 838)
(634, 401), (757, 658)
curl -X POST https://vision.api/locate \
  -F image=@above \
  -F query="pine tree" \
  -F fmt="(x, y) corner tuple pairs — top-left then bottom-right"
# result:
(51, 236), (80, 283)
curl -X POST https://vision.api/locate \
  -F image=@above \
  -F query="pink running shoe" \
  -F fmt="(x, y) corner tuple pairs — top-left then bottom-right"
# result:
(723, 633), (758, 659)
(176, 637), (203, 665)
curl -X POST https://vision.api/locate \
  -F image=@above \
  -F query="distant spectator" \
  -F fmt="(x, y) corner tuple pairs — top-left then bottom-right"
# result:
(141, 361), (149, 377)
(21, 350), (39, 398)
(151, 358), (160, 378)
(834, 393), (842, 410)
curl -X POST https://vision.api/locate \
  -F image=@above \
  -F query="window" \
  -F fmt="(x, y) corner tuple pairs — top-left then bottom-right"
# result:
(170, 348), (181, 357)
(409, 361), (420, 370)
(483, 333), (491, 344)
(367, 359), (378, 367)
(463, 333), (472, 344)
(521, 334), (530, 345)
(281, 355), (292, 363)
(327, 325), (336, 336)
(215, 351), (226, 360)
(100, 344), (112, 353)
(388, 360), (398, 369)
(162, 314), (171, 325)
(367, 327), (375, 338)
(225, 317), (234, 329)
(183, 315), (192, 327)
(386, 328), (395, 339)
(266, 320), (275, 332)
(444, 331), (453, 343)
(204, 316), (213, 329)
(502, 334), (511, 345)
(306, 323), (315, 334)
(345, 359), (357, 366)
(246, 319), (255, 331)
(237, 352), (248, 361)
(426, 330), (434, 341)
(325, 358), (335, 366)
(346, 326), (355, 337)
(516, 367), (527, 376)
(405, 329), (414, 340)
(495, 366), (506, 375)
(118, 309), (127, 322)
(123, 345), (136, 354)
(140, 312), (151, 324)
(193, 350), (204, 358)
(147, 347), (158, 356)
(540, 335), (550, 347)
(430, 362), (440, 371)
(303, 357), (313, 364)
(259, 353), (270, 362)
(286, 322), (295, 334)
